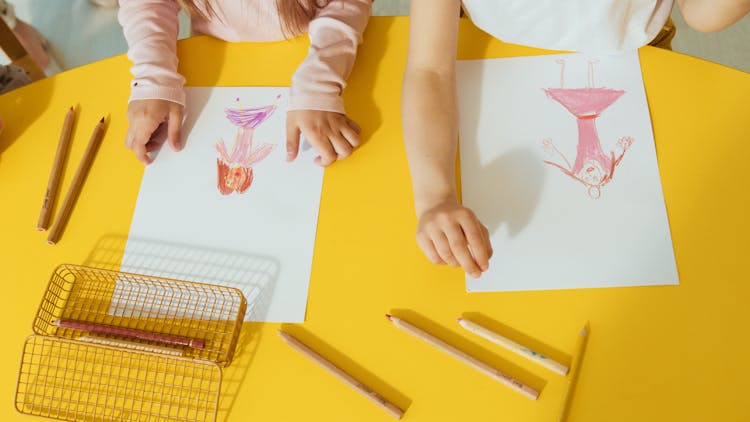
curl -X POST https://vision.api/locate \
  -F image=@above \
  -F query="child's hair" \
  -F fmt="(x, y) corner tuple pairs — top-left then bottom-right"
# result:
(178, 0), (329, 37)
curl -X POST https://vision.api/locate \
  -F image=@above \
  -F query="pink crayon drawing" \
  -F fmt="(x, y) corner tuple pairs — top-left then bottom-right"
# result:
(216, 94), (281, 195)
(542, 60), (633, 199)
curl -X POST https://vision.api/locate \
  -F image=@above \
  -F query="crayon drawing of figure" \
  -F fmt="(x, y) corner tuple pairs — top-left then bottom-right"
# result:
(542, 60), (634, 199)
(216, 94), (281, 195)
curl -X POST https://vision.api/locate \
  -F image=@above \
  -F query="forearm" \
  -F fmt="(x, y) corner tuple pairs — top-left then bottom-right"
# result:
(118, 0), (185, 104)
(678, 0), (750, 32)
(402, 68), (460, 216)
(289, 0), (371, 113)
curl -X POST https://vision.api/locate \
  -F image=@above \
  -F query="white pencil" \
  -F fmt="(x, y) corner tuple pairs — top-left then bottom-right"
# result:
(457, 318), (569, 375)
(386, 314), (539, 400)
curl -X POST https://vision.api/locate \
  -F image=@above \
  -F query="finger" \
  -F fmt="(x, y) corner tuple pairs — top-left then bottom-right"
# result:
(286, 120), (301, 162)
(460, 219), (491, 272)
(305, 130), (337, 167)
(340, 121), (361, 149)
(167, 107), (183, 151)
(417, 232), (445, 265)
(329, 131), (353, 159)
(132, 141), (153, 165)
(345, 117), (361, 134)
(430, 231), (460, 267)
(481, 224), (493, 259)
(128, 118), (160, 151)
(445, 224), (482, 278)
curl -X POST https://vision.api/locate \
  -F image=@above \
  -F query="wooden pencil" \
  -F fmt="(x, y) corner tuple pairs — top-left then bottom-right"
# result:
(386, 315), (539, 400)
(37, 106), (76, 231)
(558, 322), (590, 422)
(457, 318), (569, 375)
(278, 330), (404, 419)
(46, 117), (106, 245)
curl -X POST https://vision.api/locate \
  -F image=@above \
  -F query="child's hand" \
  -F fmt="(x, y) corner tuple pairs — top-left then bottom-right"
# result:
(286, 110), (361, 166)
(416, 201), (493, 279)
(125, 99), (184, 164)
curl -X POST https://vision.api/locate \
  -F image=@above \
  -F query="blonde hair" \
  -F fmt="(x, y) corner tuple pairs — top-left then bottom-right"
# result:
(178, 0), (329, 37)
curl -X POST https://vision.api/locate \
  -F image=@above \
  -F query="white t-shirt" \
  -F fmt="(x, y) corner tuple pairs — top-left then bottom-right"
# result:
(462, 0), (674, 53)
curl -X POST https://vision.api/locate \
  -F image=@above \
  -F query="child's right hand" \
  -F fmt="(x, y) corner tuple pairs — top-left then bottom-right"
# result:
(125, 99), (184, 164)
(416, 200), (493, 279)
(286, 110), (361, 166)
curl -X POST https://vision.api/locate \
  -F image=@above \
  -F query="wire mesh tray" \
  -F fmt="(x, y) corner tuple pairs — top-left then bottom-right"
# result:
(15, 264), (247, 422)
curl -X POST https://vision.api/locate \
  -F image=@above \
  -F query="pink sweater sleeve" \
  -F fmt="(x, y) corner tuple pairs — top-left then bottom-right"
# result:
(288, 0), (372, 114)
(118, 0), (186, 105)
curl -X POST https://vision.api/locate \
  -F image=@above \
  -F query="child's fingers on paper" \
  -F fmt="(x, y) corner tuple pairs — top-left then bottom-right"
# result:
(167, 107), (183, 151)
(306, 131), (337, 166)
(285, 122), (301, 162)
(132, 141), (153, 165)
(329, 131), (353, 159)
(431, 231), (460, 267)
(417, 232), (445, 265)
(461, 219), (491, 271)
(445, 225), (481, 277)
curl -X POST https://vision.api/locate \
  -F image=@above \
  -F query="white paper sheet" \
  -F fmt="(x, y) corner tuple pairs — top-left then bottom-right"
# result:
(119, 87), (323, 321)
(457, 52), (679, 292)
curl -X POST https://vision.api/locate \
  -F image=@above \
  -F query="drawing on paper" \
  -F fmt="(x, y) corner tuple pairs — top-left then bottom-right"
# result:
(541, 60), (634, 199)
(216, 94), (281, 195)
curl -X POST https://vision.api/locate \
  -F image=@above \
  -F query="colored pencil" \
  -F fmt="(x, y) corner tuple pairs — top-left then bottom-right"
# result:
(46, 117), (106, 245)
(37, 106), (76, 231)
(278, 330), (404, 419)
(558, 322), (590, 422)
(457, 318), (569, 375)
(52, 319), (205, 349)
(386, 315), (539, 400)
(78, 335), (184, 357)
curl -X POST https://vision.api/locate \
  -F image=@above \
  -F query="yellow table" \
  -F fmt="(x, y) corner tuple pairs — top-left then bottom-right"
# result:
(1, 17), (749, 422)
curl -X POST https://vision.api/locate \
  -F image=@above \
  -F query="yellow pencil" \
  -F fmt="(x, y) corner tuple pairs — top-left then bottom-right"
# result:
(558, 322), (590, 422)
(457, 318), (569, 375)
(386, 314), (539, 400)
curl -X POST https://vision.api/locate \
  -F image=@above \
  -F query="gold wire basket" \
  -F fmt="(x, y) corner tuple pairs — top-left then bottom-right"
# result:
(15, 264), (247, 422)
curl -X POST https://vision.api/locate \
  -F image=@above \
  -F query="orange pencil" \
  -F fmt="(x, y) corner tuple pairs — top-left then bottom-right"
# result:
(37, 106), (76, 231)
(47, 117), (106, 245)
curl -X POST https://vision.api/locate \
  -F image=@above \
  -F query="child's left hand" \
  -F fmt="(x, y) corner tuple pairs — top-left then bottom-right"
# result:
(286, 110), (361, 166)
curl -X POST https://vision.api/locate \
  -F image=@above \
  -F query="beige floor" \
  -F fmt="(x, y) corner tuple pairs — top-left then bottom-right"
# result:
(5, 0), (750, 73)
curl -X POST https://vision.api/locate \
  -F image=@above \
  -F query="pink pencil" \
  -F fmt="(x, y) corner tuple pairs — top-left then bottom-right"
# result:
(52, 319), (205, 349)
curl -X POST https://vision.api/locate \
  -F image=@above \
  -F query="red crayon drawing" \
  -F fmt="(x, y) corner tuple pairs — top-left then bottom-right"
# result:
(542, 60), (633, 199)
(216, 95), (280, 195)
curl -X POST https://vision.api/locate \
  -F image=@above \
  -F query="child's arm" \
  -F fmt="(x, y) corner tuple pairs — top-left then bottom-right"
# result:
(402, 0), (492, 279)
(118, 0), (185, 164)
(285, 0), (371, 166)
(677, 0), (750, 32)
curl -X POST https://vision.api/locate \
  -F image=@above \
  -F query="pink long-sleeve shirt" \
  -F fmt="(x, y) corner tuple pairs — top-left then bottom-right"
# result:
(118, 0), (371, 114)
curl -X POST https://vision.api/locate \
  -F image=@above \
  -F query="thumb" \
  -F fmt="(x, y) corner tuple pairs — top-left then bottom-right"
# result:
(168, 106), (184, 152)
(286, 119), (301, 162)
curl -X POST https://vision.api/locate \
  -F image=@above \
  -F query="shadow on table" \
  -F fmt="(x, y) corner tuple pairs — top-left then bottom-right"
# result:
(279, 324), (412, 415)
(389, 308), (548, 395)
(0, 77), (55, 167)
(456, 45), (546, 237)
(83, 234), (280, 421)
(345, 17), (393, 150)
